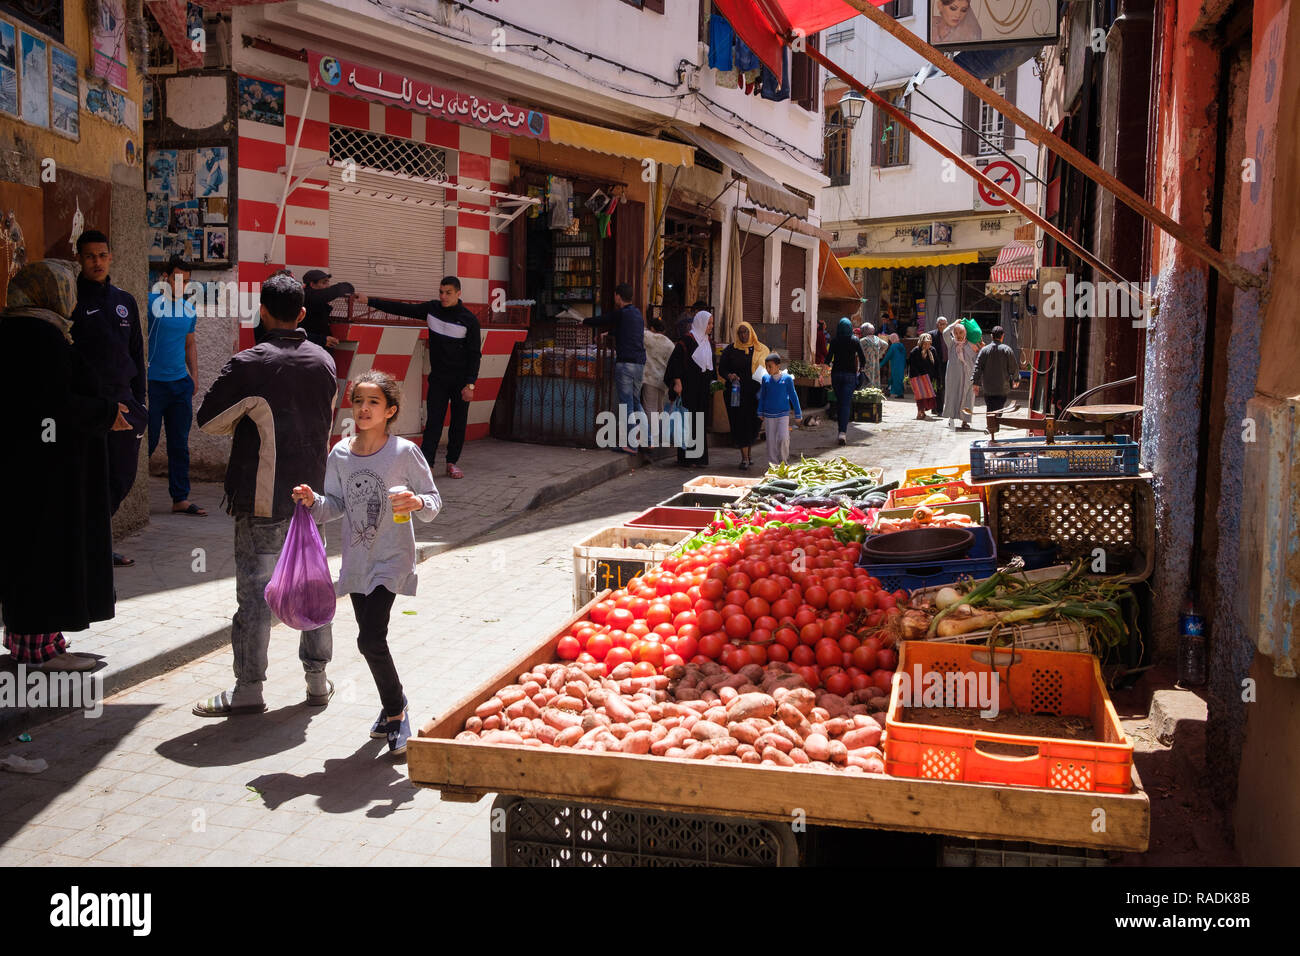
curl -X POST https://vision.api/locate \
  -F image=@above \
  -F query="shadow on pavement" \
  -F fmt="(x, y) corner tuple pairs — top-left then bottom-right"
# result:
(156, 704), (323, 766)
(244, 741), (418, 818)
(0, 702), (161, 848)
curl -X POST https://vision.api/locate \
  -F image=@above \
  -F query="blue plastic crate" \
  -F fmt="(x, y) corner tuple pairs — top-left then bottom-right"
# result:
(969, 435), (1141, 479)
(856, 527), (997, 592)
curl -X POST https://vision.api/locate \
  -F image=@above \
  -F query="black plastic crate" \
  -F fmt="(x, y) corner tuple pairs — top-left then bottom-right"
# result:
(490, 795), (800, 867)
(658, 490), (745, 509)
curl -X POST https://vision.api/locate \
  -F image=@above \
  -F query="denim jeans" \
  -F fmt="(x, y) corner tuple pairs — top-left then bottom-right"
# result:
(832, 371), (857, 434)
(614, 362), (646, 444)
(148, 376), (194, 503)
(231, 515), (332, 693)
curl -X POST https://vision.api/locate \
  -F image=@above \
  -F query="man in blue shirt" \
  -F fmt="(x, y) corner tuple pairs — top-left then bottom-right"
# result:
(147, 255), (204, 516)
(584, 282), (647, 454)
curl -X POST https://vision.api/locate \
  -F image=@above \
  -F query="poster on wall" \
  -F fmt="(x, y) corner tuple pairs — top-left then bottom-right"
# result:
(195, 146), (228, 198)
(50, 46), (79, 140)
(169, 199), (200, 232)
(177, 149), (196, 201)
(237, 76), (284, 126)
(91, 0), (128, 92)
(204, 226), (228, 261)
(0, 20), (18, 118)
(19, 30), (47, 128)
(203, 197), (228, 223)
(82, 80), (138, 132)
(147, 230), (168, 262)
(143, 80), (155, 122)
(186, 228), (204, 260)
(929, 0), (1059, 51)
(147, 149), (179, 198)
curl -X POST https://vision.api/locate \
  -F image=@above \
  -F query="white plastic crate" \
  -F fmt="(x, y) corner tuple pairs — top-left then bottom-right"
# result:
(572, 526), (690, 610)
(682, 475), (763, 493)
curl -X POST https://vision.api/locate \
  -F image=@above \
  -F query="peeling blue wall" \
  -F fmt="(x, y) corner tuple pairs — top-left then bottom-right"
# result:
(1208, 246), (1268, 806)
(1141, 267), (1208, 658)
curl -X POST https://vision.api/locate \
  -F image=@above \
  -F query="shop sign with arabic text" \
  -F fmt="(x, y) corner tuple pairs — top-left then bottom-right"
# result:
(309, 51), (548, 139)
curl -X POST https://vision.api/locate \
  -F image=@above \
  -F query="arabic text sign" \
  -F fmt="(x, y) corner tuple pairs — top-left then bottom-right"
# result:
(309, 52), (548, 139)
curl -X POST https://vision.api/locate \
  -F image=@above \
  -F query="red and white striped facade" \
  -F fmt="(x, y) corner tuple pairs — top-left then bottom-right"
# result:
(234, 72), (518, 445)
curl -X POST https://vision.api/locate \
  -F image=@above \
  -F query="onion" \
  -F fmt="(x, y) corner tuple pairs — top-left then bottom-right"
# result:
(935, 587), (962, 609)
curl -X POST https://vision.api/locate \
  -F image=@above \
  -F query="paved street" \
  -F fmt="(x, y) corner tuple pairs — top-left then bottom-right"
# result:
(1, 398), (985, 866)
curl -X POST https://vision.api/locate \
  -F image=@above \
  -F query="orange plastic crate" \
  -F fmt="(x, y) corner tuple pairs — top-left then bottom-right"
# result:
(885, 479), (988, 510)
(885, 641), (1133, 793)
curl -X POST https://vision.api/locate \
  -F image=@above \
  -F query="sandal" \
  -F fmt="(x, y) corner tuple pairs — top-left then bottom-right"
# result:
(172, 503), (207, 517)
(192, 690), (268, 718)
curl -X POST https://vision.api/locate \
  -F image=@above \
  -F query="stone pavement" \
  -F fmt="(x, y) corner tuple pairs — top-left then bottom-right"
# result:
(0, 396), (987, 867)
(0, 439), (644, 736)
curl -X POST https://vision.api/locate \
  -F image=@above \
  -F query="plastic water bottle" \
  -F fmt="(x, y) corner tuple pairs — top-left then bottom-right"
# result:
(729, 380), (740, 407)
(1177, 596), (1206, 687)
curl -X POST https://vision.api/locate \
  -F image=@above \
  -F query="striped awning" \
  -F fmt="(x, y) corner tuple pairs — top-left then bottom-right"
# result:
(990, 240), (1037, 283)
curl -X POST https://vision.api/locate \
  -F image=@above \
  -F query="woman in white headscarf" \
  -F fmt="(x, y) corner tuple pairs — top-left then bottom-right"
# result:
(942, 320), (978, 430)
(664, 310), (715, 467)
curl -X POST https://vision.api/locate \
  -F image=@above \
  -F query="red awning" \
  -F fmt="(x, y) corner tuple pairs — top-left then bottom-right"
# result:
(990, 240), (1037, 283)
(711, 0), (866, 76)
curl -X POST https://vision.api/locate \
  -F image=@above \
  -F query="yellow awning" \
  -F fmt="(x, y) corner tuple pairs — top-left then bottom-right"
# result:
(548, 116), (694, 168)
(838, 250), (981, 269)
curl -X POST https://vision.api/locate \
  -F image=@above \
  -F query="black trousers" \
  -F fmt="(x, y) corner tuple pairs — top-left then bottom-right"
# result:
(985, 393), (1009, 413)
(350, 586), (403, 716)
(422, 375), (469, 466)
(108, 431), (141, 514)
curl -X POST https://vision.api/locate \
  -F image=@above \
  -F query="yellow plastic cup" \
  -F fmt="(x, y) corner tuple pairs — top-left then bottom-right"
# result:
(389, 485), (411, 523)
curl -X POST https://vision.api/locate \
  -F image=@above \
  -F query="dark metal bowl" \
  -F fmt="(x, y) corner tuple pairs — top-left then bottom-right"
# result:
(861, 527), (976, 564)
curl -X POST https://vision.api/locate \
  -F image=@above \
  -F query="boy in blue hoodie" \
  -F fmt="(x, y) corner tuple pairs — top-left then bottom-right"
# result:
(758, 352), (802, 466)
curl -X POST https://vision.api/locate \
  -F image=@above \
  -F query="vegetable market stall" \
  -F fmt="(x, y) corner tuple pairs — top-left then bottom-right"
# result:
(406, 462), (1151, 863)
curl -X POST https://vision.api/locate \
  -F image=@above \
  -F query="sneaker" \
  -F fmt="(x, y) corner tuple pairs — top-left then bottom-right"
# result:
(384, 709), (413, 756)
(838, 433), (847, 446)
(371, 695), (408, 739)
(305, 672), (334, 707)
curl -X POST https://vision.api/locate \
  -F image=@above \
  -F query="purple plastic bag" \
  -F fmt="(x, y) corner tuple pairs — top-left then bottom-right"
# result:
(264, 503), (336, 631)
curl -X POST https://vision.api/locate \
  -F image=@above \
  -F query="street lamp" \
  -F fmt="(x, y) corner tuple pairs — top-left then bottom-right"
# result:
(837, 89), (867, 128)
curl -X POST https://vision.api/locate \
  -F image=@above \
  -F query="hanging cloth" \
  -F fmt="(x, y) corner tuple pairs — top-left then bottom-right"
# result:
(708, 14), (734, 70)
(761, 48), (791, 101)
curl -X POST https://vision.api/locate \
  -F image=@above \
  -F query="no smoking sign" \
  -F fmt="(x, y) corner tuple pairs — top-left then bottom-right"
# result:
(976, 160), (1023, 207)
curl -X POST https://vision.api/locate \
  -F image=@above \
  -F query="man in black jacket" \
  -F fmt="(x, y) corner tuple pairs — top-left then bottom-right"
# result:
(193, 271), (339, 717)
(358, 275), (480, 479)
(301, 269), (354, 349)
(71, 230), (146, 568)
(972, 325), (1019, 414)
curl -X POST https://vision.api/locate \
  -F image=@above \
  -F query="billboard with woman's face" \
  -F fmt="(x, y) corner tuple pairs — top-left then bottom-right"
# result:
(929, 0), (1059, 51)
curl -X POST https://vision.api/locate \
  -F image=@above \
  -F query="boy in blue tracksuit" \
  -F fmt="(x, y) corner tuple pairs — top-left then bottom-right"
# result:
(757, 352), (802, 466)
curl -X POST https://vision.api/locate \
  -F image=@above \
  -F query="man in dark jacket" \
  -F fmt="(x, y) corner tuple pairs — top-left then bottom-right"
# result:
(584, 282), (646, 454)
(972, 324), (1019, 414)
(70, 230), (146, 567)
(193, 271), (339, 717)
(359, 275), (480, 478)
(301, 269), (354, 349)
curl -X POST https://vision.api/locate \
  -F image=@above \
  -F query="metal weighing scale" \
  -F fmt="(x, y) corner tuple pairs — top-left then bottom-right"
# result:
(985, 403), (1144, 442)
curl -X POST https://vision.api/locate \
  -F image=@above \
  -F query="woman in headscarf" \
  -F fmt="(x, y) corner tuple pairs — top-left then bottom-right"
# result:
(880, 332), (906, 398)
(858, 322), (883, 391)
(826, 317), (867, 445)
(665, 310), (715, 467)
(717, 320), (765, 469)
(907, 333), (939, 420)
(0, 260), (126, 672)
(942, 320), (978, 430)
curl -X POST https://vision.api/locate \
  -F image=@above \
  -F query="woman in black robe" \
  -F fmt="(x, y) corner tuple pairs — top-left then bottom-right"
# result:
(664, 310), (714, 468)
(717, 320), (764, 469)
(1, 260), (122, 671)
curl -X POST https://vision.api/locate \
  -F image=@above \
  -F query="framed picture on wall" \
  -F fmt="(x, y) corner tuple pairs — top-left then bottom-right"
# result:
(19, 29), (47, 128)
(204, 226), (227, 261)
(49, 45), (79, 140)
(0, 19), (19, 119)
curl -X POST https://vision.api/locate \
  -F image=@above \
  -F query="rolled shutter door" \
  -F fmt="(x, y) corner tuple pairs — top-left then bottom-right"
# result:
(740, 230), (765, 328)
(327, 166), (445, 300)
(780, 242), (807, 362)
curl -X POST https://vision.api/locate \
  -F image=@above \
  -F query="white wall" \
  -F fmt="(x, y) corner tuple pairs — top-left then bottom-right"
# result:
(820, 15), (1041, 228)
(289, 0), (827, 202)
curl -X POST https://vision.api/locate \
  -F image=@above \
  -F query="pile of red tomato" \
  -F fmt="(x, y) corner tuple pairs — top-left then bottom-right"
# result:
(556, 522), (906, 693)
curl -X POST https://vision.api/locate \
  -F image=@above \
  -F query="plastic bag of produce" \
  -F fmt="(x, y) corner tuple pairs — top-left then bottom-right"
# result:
(961, 318), (983, 344)
(263, 503), (336, 631)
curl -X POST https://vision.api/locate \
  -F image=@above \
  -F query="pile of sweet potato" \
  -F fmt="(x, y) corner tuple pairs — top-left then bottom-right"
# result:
(455, 659), (891, 773)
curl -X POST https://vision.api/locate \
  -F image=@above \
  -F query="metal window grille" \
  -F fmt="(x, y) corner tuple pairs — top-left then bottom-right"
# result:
(328, 126), (447, 181)
(978, 75), (1007, 156)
